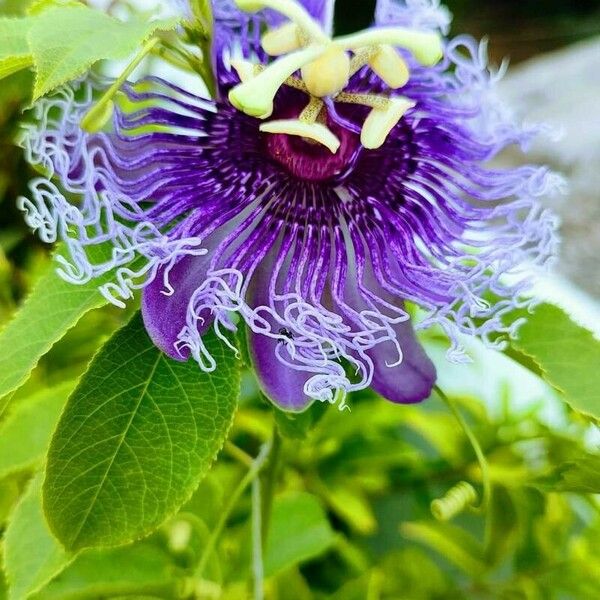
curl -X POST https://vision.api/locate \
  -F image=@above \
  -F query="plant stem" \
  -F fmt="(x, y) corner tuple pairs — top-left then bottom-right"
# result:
(252, 478), (265, 600)
(434, 385), (492, 546)
(224, 440), (254, 467)
(260, 424), (283, 544)
(81, 37), (160, 132)
(195, 441), (272, 580)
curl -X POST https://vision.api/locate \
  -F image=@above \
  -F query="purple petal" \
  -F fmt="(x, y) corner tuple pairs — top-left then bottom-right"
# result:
(142, 254), (213, 360)
(369, 320), (437, 404)
(248, 328), (315, 412)
(246, 260), (314, 412)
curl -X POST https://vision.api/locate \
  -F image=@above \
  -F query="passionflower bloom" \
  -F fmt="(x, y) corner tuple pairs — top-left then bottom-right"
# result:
(19, 0), (561, 412)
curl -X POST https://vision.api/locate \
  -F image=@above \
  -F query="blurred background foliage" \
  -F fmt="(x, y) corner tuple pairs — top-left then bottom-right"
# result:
(1, 0), (600, 599)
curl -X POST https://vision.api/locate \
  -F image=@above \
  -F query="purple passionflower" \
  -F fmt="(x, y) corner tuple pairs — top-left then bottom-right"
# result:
(19, 0), (562, 412)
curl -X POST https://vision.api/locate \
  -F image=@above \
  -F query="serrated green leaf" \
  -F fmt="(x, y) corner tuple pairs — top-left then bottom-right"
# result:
(0, 17), (33, 81)
(0, 381), (75, 479)
(0, 250), (109, 403)
(509, 303), (600, 420)
(264, 492), (336, 576)
(44, 312), (240, 551)
(3, 474), (74, 600)
(27, 6), (179, 100)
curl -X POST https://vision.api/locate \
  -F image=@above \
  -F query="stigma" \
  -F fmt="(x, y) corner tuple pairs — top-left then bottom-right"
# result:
(229, 0), (443, 152)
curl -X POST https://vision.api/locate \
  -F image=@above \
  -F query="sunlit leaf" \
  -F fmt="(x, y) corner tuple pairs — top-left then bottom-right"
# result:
(0, 18), (32, 81)
(509, 303), (600, 420)
(44, 313), (240, 550)
(27, 5), (179, 100)
(0, 381), (75, 479)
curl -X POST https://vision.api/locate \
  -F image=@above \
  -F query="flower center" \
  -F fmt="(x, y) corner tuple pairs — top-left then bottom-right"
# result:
(229, 0), (443, 152)
(264, 107), (360, 182)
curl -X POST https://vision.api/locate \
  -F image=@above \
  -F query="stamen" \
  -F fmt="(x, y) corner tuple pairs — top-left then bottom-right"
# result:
(230, 58), (260, 83)
(262, 23), (303, 56)
(369, 45), (410, 89)
(334, 27), (443, 66)
(299, 97), (325, 123)
(301, 46), (351, 98)
(360, 97), (416, 149)
(349, 47), (378, 77)
(234, 0), (328, 43)
(260, 120), (341, 153)
(336, 92), (390, 110)
(229, 45), (326, 118)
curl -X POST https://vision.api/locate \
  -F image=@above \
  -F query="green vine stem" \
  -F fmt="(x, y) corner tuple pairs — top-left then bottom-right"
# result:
(81, 37), (160, 132)
(434, 385), (493, 546)
(260, 423), (283, 544)
(252, 478), (265, 600)
(195, 440), (272, 580)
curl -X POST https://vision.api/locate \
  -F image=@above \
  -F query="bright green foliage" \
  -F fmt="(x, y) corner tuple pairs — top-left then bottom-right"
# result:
(28, 6), (178, 100)
(510, 303), (600, 420)
(545, 456), (600, 493)
(264, 492), (336, 576)
(43, 313), (240, 551)
(0, 18), (32, 79)
(0, 381), (75, 478)
(0, 1), (179, 100)
(0, 251), (108, 402)
(3, 474), (73, 600)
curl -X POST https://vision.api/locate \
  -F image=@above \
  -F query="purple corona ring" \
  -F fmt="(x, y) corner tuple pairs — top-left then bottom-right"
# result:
(19, 0), (562, 411)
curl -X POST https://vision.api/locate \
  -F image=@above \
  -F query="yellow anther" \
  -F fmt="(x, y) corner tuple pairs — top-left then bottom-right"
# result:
(262, 23), (303, 56)
(229, 45), (325, 118)
(360, 97), (415, 149)
(301, 46), (351, 98)
(234, 0), (328, 43)
(334, 27), (443, 67)
(260, 120), (341, 153)
(369, 45), (410, 89)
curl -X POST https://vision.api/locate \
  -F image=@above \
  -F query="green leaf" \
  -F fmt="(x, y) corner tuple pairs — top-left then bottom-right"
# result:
(0, 250), (110, 403)
(27, 5), (179, 100)
(264, 492), (336, 577)
(318, 484), (377, 535)
(44, 312), (240, 551)
(29, 542), (178, 600)
(509, 303), (600, 420)
(0, 17), (33, 80)
(541, 456), (600, 493)
(0, 381), (75, 479)
(3, 474), (73, 600)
